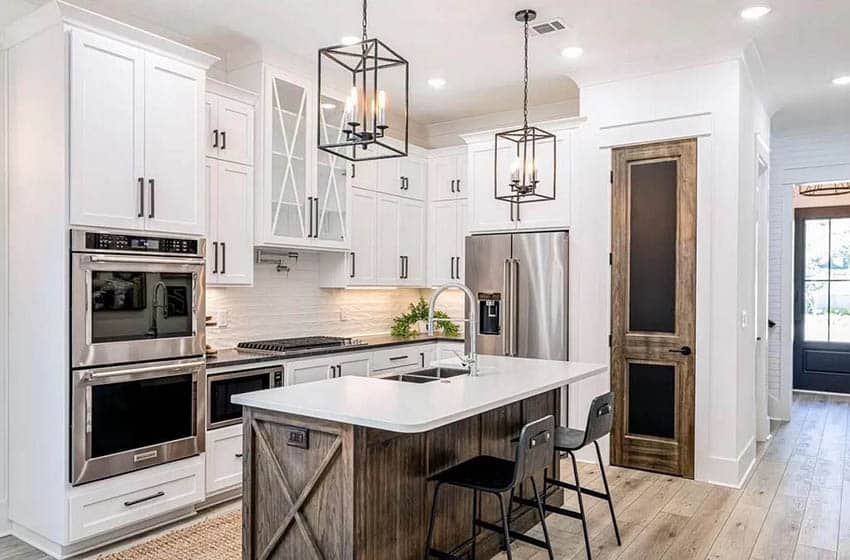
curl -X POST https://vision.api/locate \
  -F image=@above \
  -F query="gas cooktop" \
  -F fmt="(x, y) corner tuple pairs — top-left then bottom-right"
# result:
(237, 336), (364, 353)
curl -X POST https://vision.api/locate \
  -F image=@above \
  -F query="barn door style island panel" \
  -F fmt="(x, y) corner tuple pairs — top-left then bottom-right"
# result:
(233, 355), (606, 559)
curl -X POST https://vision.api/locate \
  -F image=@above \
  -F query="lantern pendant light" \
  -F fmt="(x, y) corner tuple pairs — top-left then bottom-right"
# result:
(317, 0), (409, 162)
(494, 9), (556, 206)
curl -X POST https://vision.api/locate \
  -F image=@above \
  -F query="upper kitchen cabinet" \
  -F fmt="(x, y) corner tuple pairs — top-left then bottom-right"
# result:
(349, 140), (428, 201)
(206, 80), (255, 165)
(429, 149), (467, 201)
(232, 64), (350, 250)
(68, 28), (211, 235)
(462, 118), (583, 233)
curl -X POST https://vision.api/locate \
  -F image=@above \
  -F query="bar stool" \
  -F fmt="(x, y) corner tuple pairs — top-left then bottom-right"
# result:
(517, 392), (620, 560)
(424, 415), (556, 560)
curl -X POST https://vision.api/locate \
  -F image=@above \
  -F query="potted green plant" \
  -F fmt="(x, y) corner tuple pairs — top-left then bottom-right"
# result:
(390, 297), (460, 338)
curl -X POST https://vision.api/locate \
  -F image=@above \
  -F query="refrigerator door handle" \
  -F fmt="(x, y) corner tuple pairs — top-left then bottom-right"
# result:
(511, 259), (520, 357)
(503, 258), (512, 356)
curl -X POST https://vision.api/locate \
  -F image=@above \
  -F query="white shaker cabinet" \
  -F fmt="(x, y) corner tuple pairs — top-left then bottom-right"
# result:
(285, 356), (332, 386)
(467, 140), (516, 233)
(399, 198), (426, 285)
(376, 193), (402, 283)
(429, 152), (466, 201)
(69, 30), (145, 231)
(206, 80), (254, 166)
(348, 187), (378, 284)
(69, 29), (206, 235)
(429, 199), (466, 286)
(206, 159), (254, 285)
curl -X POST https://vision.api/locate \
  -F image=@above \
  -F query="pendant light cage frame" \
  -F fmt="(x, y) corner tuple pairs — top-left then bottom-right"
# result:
(317, 1), (409, 162)
(494, 9), (557, 205)
(798, 181), (850, 197)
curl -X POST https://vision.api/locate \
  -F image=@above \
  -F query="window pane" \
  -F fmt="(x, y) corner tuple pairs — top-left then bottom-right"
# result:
(805, 219), (830, 280)
(829, 281), (850, 342)
(805, 281), (829, 341)
(628, 160), (677, 333)
(831, 219), (850, 281)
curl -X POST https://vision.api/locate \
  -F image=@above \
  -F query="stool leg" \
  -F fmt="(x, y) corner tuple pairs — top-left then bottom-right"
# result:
(594, 440), (621, 546)
(497, 491), (513, 560)
(424, 483), (442, 560)
(530, 476), (555, 560)
(568, 451), (592, 560)
(470, 489), (478, 559)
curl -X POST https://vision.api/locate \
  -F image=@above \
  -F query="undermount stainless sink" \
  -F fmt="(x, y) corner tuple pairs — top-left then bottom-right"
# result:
(379, 367), (469, 384)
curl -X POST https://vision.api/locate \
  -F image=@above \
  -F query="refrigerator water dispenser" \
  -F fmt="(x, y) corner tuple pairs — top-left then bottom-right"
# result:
(478, 293), (501, 335)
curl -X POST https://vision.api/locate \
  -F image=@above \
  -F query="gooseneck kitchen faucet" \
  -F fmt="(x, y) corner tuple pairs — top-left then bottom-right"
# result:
(428, 282), (479, 376)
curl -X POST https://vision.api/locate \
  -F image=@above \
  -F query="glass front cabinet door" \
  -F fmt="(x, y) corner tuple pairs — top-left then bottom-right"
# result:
(259, 66), (350, 249)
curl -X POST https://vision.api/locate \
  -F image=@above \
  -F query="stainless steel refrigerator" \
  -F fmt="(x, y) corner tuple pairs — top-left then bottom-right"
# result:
(464, 231), (568, 360)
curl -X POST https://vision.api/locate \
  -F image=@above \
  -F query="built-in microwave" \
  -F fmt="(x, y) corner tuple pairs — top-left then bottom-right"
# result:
(70, 230), (206, 369)
(207, 366), (284, 430)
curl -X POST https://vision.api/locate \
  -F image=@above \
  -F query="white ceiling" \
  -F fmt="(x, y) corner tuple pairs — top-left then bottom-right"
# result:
(2, 0), (850, 128)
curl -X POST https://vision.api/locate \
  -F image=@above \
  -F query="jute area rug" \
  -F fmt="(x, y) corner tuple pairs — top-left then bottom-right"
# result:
(95, 510), (241, 560)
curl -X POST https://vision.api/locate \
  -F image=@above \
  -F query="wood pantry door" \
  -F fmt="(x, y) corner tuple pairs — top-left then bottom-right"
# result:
(610, 139), (697, 478)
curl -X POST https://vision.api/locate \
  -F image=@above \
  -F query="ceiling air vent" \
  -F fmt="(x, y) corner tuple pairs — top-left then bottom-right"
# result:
(529, 17), (567, 37)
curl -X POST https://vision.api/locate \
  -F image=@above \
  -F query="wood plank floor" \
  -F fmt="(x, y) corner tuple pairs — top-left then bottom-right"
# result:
(494, 392), (850, 560)
(1, 392), (848, 560)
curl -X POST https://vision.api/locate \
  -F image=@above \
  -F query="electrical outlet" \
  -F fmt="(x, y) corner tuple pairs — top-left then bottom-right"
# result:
(339, 307), (348, 321)
(218, 308), (230, 328)
(741, 310), (748, 329)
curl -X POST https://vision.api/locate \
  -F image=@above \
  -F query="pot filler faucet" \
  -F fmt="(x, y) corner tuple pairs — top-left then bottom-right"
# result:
(428, 282), (479, 376)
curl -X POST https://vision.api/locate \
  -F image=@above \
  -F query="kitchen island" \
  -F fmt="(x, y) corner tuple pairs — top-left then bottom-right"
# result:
(233, 355), (606, 559)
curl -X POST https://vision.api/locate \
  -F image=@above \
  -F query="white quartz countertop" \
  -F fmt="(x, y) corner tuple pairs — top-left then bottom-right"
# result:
(231, 355), (607, 433)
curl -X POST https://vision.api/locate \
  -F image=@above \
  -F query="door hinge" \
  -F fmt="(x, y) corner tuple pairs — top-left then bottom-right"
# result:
(608, 334), (612, 347)
(610, 170), (614, 184)
(609, 252), (613, 265)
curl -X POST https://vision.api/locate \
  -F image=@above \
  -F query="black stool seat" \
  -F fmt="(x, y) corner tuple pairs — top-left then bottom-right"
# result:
(429, 455), (515, 493)
(553, 427), (586, 451)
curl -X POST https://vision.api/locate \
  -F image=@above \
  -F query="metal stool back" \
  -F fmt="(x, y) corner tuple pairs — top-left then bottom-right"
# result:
(512, 414), (556, 487)
(579, 391), (615, 449)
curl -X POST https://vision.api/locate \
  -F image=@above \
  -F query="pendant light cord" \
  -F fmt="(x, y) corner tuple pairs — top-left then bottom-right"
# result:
(522, 12), (529, 130)
(362, 0), (368, 42)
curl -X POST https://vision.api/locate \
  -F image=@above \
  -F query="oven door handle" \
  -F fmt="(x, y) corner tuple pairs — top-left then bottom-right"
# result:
(84, 359), (205, 381)
(88, 255), (204, 266)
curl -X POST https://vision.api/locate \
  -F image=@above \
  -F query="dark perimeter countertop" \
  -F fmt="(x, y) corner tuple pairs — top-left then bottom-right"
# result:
(206, 333), (464, 370)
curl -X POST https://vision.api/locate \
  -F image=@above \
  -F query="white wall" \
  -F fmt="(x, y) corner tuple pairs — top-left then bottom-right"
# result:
(768, 127), (850, 420)
(207, 255), (464, 349)
(574, 59), (767, 486)
(0, 44), (9, 537)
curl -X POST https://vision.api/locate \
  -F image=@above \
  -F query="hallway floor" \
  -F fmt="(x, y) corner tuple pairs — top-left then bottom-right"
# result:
(496, 391), (850, 560)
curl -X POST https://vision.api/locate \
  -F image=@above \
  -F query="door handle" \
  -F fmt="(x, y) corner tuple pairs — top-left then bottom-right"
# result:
(668, 346), (693, 356)
(221, 130), (226, 150)
(350, 251), (356, 278)
(212, 129), (219, 148)
(503, 259), (512, 356)
(148, 178), (155, 218)
(137, 177), (145, 217)
(220, 242), (226, 274)
(212, 241), (218, 273)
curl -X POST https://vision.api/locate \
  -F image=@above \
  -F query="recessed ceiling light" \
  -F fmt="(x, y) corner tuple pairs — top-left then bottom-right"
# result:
(561, 46), (584, 59)
(320, 102), (337, 109)
(340, 35), (360, 46)
(740, 6), (771, 20)
(833, 76), (850, 86)
(427, 77), (447, 89)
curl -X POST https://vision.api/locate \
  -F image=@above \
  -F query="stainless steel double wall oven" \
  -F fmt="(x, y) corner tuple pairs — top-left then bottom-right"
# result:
(70, 230), (206, 485)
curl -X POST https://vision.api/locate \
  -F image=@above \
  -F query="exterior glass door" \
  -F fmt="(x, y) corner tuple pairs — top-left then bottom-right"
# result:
(794, 206), (850, 393)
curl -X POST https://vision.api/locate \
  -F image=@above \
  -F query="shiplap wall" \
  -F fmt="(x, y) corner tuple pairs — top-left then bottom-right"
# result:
(768, 128), (850, 420)
(206, 253), (464, 349)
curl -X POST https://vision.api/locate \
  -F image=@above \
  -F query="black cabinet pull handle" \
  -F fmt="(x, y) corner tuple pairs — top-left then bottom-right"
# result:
(351, 164), (356, 179)
(213, 129), (219, 148)
(389, 355), (409, 361)
(314, 196), (319, 237)
(221, 130), (226, 150)
(221, 242), (226, 274)
(420, 352), (425, 368)
(123, 491), (165, 508)
(668, 346), (692, 356)
(148, 178), (155, 218)
(350, 252), (356, 278)
(307, 197), (314, 238)
(212, 241), (218, 273)
(456, 179), (461, 192)
(455, 257), (460, 279)
(137, 177), (145, 217)
(338, 364), (343, 377)
(450, 257), (455, 279)
(450, 180), (455, 193)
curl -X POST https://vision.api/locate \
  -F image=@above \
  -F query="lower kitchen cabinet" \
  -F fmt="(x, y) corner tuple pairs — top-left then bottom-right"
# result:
(205, 425), (243, 495)
(68, 456), (204, 542)
(285, 356), (333, 385)
(336, 352), (371, 377)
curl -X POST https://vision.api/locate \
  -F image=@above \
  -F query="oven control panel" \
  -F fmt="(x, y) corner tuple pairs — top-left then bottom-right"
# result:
(84, 232), (199, 255)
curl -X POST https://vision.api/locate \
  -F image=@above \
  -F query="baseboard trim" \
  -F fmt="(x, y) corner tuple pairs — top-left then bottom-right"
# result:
(702, 437), (756, 488)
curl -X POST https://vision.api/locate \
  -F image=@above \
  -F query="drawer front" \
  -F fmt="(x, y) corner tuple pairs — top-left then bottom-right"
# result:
(371, 346), (422, 371)
(69, 457), (204, 542)
(206, 426), (243, 494)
